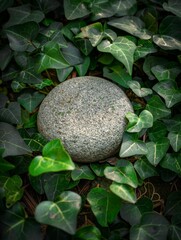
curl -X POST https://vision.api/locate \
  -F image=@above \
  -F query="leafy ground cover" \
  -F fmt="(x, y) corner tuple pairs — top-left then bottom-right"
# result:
(0, 0), (181, 239)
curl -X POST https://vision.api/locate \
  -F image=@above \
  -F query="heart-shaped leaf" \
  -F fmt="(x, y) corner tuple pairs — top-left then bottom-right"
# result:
(35, 191), (81, 235)
(71, 165), (95, 181)
(0, 102), (22, 124)
(153, 34), (181, 51)
(127, 80), (153, 97)
(108, 16), (152, 39)
(18, 91), (45, 113)
(62, 42), (83, 65)
(24, 133), (48, 152)
(160, 153), (181, 175)
(97, 37), (136, 75)
(110, 182), (137, 203)
(29, 139), (75, 176)
(126, 110), (153, 132)
(163, 0), (181, 18)
(146, 138), (170, 166)
(87, 187), (122, 227)
(119, 133), (147, 158)
(168, 131), (181, 152)
(104, 160), (138, 188)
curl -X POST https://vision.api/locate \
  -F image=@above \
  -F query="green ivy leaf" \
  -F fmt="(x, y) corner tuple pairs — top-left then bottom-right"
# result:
(0, 0), (14, 13)
(34, 0), (60, 14)
(108, 16), (152, 39)
(168, 214), (181, 240)
(114, 0), (137, 16)
(34, 79), (53, 89)
(130, 212), (169, 240)
(64, 0), (90, 20)
(35, 191), (81, 235)
(0, 122), (31, 157)
(11, 81), (26, 92)
(134, 39), (157, 61)
(97, 37), (136, 75)
(104, 160), (138, 188)
(75, 38), (93, 56)
(5, 22), (39, 52)
(0, 102), (22, 124)
(0, 148), (15, 172)
(90, 162), (110, 177)
(75, 56), (90, 76)
(62, 42), (83, 65)
(71, 165), (95, 181)
(110, 182), (137, 203)
(165, 191), (181, 216)
(146, 138), (170, 166)
(87, 187), (122, 227)
(24, 133), (48, 152)
(126, 110), (153, 132)
(162, 114), (181, 132)
(168, 131), (181, 152)
(29, 139), (75, 176)
(119, 133), (147, 158)
(18, 91), (45, 113)
(160, 153), (181, 175)
(127, 80), (153, 97)
(146, 95), (171, 121)
(0, 45), (13, 71)
(56, 67), (73, 82)
(148, 121), (167, 141)
(74, 225), (102, 240)
(153, 34), (181, 51)
(163, 0), (181, 18)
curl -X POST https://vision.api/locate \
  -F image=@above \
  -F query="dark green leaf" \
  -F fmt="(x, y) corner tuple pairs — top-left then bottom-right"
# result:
(87, 187), (122, 227)
(160, 153), (181, 175)
(148, 121), (167, 142)
(0, 102), (21, 124)
(0, 122), (31, 157)
(64, 0), (90, 20)
(90, 162), (110, 177)
(91, 0), (117, 20)
(21, 110), (37, 128)
(127, 80), (153, 97)
(24, 133), (48, 152)
(0, 148), (15, 172)
(18, 68), (43, 84)
(75, 56), (90, 76)
(163, 1), (181, 19)
(71, 165), (95, 181)
(56, 67), (73, 82)
(29, 139), (75, 176)
(0, 94), (8, 108)
(0, 45), (13, 71)
(134, 39), (157, 61)
(74, 225), (102, 240)
(62, 42), (83, 65)
(0, 0), (14, 13)
(162, 115), (181, 132)
(17, 91), (45, 113)
(34, 0), (60, 13)
(11, 81), (26, 92)
(35, 191), (81, 235)
(75, 38), (93, 56)
(168, 214), (181, 240)
(114, 0), (137, 16)
(165, 191), (181, 216)
(34, 79), (53, 89)
(168, 131), (181, 152)
(29, 175), (45, 195)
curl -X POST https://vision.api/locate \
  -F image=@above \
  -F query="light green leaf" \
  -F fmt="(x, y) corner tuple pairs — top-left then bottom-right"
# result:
(87, 187), (122, 227)
(0, 102), (21, 124)
(97, 37), (136, 75)
(146, 95), (171, 121)
(120, 133), (147, 158)
(0, 122), (31, 157)
(34, 79), (53, 89)
(18, 91), (45, 113)
(5, 22), (39, 52)
(104, 160), (138, 188)
(126, 110), (153, 133)
(163, 0), (181, 17)
(36, 43), (70, 73)
(134, 39), (157, 61)
(128, 80), (153, 97)
(146, 138), (170, 166)
(160, 153), (181, 175)
(64, 0), (90, 20)
(71, 165), (95, 181)
(29, 139), (75, 176)
(108, 16), (152, 39)
(168, 131), (181, 152)
(35, 191), (81, 235)
(110, 182), (137, 203)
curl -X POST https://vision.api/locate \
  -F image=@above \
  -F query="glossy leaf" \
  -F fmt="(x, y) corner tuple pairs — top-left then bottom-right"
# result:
(71, 165), (95, 181)
(165, 191), (181, 216)
(168, 214), (181, 240)
(97, 37), (136, 75)
(134, 157), (159, 180)
(104, 160), (138, 188)
(168, 131), (181, 152)
(146, 138), (170, 166)
(0, 102), (21, 124)
(134, 39), (157, 61)
(0, 122), (31, 157)
(108, 16), (151, 39)
(163, 0), (181, 18)
(127, 80), (153, 97)
(56, 67), (73, 82)
(17, 91), (45, 113)
(35, 191), (81, 235)
(64, 0), (90, 20)
(110, 182), (137, 203)
(5, 22), (39, 52)
(62, 42), (83, 65)
(75, 38), (93, 55)
(75, 56), (90, 76)
(160, 153), (181, 175)
(90, 162), (110, 177)
(126, 110), (153, 132)
(11, 81), (26, 92)
(153, 34), (181, 51)
(87, 187), (121, 227)
(34, 79), (53, 89)
(146, 95), (171, 121)
(29, 139), (75, 176)
(114, 0), (137, 16)
(148, 121), (167, 141)
(0, 203), (42, 240)
(91, 0), (117, 20)
(119, 133), (147, 158)
(130, 212), (169, 240)
(74, 225), (102, 240)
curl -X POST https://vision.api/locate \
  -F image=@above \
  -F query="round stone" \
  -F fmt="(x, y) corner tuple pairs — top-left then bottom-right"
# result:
(37, 76), (133, 162)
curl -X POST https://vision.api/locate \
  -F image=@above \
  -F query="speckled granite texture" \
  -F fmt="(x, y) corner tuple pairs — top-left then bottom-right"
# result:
(37, 76), (133, 162)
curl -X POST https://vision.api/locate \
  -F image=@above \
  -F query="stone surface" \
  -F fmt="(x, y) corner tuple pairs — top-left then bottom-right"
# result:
(37, 76), (133, 162)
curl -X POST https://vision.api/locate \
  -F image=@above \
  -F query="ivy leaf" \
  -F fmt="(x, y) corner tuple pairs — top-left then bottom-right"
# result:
(90, 162), (110, 177)
(162, 114), (181, 132)
(0, 122), (31, 157)
(119, 133), (147, 158)
(127, 80), (153, 97)
(0, 102), (22, 124)
(75, 38), (93, 56)
(36, 43), (70, 73)
(0, 175), (23, 208)
(29, 139), (75, 176)
(110, 182), (137, 204)
(74, 226), (102, 240)
(0, 203), (42, 239)
(34, 0), (60, 14)
(114, 0), (137, 16)
(134, 39), (157, 61)
(17, 91), (45, 113)
(126, 110), (153, 133)
(163, 0), (181, 18)
(90, 0), (116, 20)
(104, 160), (138, 188)
(108, 16), (152, 39)
(130, 212), (169, 240)
(97, 37), (136, 75)
(134, 157), (159, 180)
(24, 133), (48, 152)
(148, 121), (167, 142)
(75, 56), (90, 76)
(87, 187), (121, 227)
(165, 191), (181, 216)
(0, 0), (14, 13)
(160, 153), (181, 175)
(0, 148), (15, 172)
(4, 4), (44, 28)
(62, 42), (83, 65)
(153, 34), (181, 51)
(56, 67), (73, 82)
(168, 214), (181, 240)
(71, 165), (95, 181)
(35, 191), (81, 235)
(146, 95), (171, 121)
(5, 22), (39, 52)
(168, 131), (181, 152)
(64, 0), (90, 20)
(34, 79), (53, 90)
(146, 138), (170, 166)
(0, 45), (13, 71)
